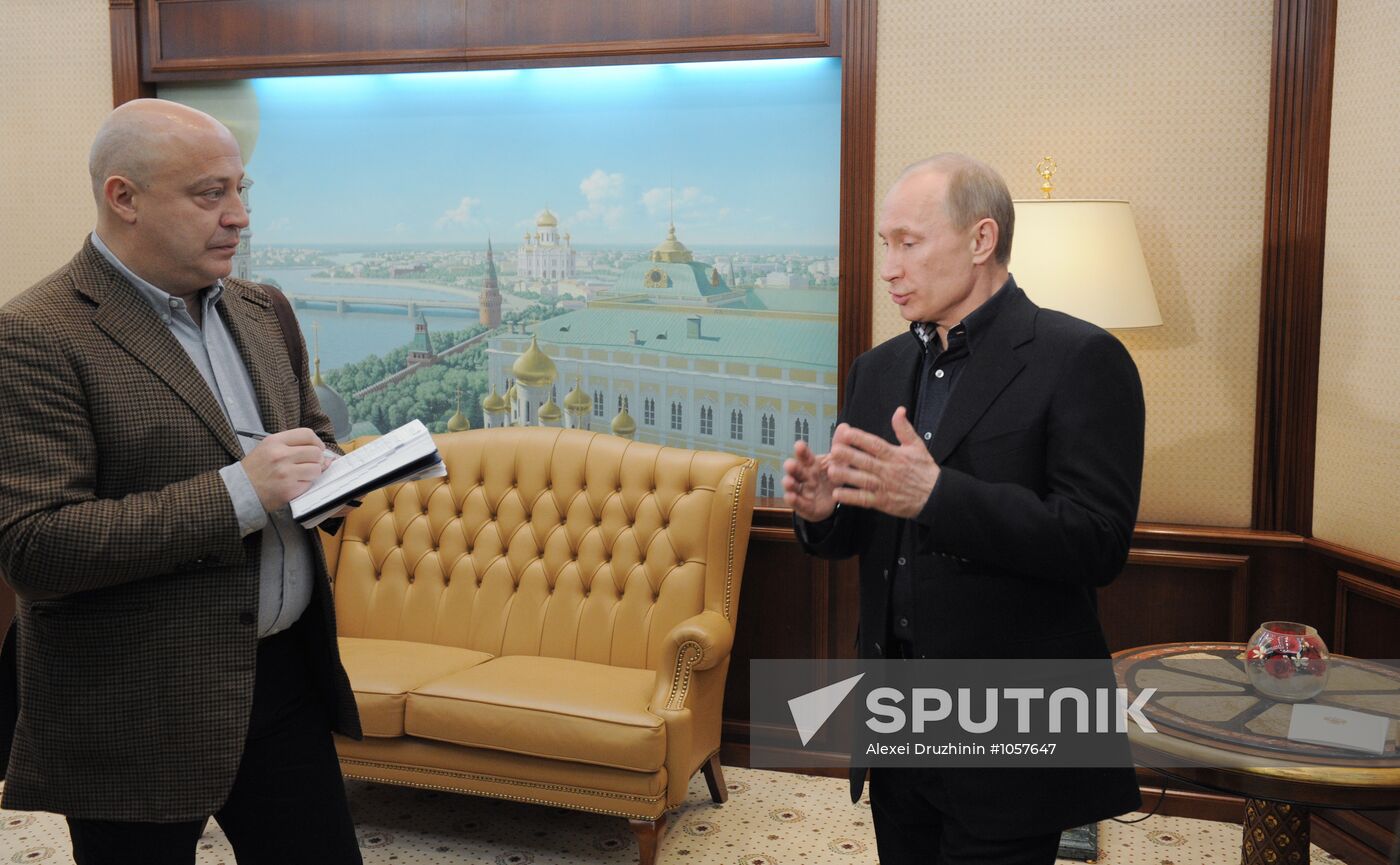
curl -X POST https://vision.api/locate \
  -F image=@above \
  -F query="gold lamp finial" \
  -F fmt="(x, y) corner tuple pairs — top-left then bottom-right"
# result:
(1036, 156), (1057, 199)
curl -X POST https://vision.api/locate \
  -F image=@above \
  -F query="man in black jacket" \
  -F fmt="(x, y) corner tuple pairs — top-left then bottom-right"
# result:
(784, 153), (1144, 864)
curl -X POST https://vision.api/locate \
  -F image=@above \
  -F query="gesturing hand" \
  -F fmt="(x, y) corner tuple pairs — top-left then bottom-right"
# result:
(782, 440), (839, 523)
(826, 407), (940, 519)
(241, 427), (330, 512)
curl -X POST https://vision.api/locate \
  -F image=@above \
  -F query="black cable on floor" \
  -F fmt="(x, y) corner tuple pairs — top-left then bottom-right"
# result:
(1112, 775), (1169, 824)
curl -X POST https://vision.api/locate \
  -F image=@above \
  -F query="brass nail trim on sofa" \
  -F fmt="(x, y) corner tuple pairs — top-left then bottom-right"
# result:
(724, 462), (752, 621)
(665, 640), (706, 711)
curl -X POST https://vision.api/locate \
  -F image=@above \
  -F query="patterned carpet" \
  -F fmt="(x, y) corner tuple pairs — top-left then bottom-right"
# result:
(0, 767), (1351, 864)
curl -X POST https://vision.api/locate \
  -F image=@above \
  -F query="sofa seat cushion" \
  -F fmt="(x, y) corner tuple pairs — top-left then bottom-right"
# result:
(339, 637), (494, 737)
(405, 655), (665, 773)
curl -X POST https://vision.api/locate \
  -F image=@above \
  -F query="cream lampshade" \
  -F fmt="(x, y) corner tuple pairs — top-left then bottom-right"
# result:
(1007, 159), (1161, 329)
(1009, 198), (1162, 329)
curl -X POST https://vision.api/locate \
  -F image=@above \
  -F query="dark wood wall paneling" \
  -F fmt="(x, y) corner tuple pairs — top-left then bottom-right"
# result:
(1102, 548), (1251, 647)
(836, 0), (876, 396)
(109, 0), (154, 105)
(1252, 0), (1338, 535)
(1333, 568), (1400, 657)
(1329, 569), (1400, 865)
(97, 0), (1399, 859)
(141, 0), (834, 79)
(722, 507), (860, 770)
(147, 0), (470, 71)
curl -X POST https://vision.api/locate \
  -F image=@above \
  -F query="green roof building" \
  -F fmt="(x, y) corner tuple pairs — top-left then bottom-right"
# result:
(487, 222), (839, 500)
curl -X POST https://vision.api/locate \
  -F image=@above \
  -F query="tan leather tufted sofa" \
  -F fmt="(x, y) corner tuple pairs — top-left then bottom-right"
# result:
(319, 426), (756, 864)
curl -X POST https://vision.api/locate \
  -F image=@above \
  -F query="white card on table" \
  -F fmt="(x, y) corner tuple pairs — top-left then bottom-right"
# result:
(1287, 703), (1390, 755)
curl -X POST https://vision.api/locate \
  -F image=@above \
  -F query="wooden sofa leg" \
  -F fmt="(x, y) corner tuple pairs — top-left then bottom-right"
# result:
(702, 753), (728, 803)
(628, 813), (667, 865)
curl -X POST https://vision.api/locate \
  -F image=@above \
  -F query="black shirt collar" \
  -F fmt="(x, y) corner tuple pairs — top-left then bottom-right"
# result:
(909, 274), (1017, 352)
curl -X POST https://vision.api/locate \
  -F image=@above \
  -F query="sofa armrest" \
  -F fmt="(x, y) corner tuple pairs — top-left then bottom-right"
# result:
(650, 609), (734, 712)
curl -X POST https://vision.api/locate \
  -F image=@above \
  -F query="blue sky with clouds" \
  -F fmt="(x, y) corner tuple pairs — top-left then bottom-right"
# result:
(245, 59), (840, 249)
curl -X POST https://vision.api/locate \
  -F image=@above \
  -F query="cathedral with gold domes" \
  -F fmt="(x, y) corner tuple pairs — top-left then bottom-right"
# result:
(516, 207), (576, 285)
(480, 331), (637, 438)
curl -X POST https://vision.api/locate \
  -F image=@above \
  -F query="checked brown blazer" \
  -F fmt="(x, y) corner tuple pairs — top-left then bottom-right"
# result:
(0, 239), (361, 821)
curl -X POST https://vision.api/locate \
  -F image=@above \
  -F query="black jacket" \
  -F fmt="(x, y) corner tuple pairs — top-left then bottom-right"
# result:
(798, 279), (1144, 837)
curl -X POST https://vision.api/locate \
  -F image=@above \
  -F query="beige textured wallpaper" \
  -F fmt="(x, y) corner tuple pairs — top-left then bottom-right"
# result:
(873, 0), (1273, 526)
(0, 0), (112, 301)
(1313, 0), (1400, 562)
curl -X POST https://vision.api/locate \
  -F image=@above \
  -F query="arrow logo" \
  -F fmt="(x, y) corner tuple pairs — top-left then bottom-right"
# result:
(787, 673), (865, 746)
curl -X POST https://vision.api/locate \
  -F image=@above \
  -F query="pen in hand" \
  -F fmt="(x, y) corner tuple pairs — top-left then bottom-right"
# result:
(235, 428), (339, 462)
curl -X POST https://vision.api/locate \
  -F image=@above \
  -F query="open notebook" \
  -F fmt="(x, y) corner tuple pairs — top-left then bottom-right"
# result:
(292, 419), (445, 528)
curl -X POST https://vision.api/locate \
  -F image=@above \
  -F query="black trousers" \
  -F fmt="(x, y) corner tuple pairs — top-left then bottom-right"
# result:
(869, 766), (1063, 865)
(66, 621), (362, 865)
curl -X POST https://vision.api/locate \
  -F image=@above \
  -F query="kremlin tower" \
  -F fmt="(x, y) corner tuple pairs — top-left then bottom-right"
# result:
(479, 237), (502, 328)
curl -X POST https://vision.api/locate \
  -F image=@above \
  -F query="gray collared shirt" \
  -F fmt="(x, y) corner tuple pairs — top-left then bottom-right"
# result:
(91, 231), (313, 637)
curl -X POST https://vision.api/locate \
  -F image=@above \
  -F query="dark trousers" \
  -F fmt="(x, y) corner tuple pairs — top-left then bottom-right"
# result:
(66, 621), (362, 865)
(869, 767), (1063, 865)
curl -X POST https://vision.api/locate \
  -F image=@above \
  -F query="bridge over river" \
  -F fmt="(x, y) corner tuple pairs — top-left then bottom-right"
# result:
(287, 293), (478, 316)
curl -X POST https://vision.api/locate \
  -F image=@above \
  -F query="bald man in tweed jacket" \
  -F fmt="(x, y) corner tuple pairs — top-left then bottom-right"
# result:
(0, 100), (362, 864)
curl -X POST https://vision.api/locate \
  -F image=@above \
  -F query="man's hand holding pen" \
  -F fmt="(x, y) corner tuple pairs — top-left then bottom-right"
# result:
(238, 427), (335, 513)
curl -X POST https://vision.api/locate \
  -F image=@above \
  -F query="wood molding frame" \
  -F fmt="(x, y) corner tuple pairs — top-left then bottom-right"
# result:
(1126, 549), (1250, 641)
(108, 0), (154, 105)
(1252, 0), (1338, 534)
(131, 0), (842, 78)
(1333, 570), (1400, 655)
(1314, 812), (1398, 865)
(836, 0), (877, 394)
(1314, 539), (1400, 582)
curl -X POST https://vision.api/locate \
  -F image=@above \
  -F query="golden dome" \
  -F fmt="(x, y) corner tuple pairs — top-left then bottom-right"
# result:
(504, 382), (519, 405)
(511, 335), (558, 387)
(447, 408), (471, 432)
(610, 407), (637, 438)
(563, 380), (592, 414)
(481, 386), (508, 413)
(538, 398), (562, 423)
(537, 208), (558, 227)
(649, 223), (694, 263)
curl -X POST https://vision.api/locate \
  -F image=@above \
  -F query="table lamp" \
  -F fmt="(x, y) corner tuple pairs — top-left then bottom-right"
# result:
(1008, 157), (1162, 329)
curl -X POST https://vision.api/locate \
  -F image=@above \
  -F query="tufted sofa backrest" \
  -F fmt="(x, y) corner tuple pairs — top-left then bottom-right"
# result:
(327, 427), (755, 671)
